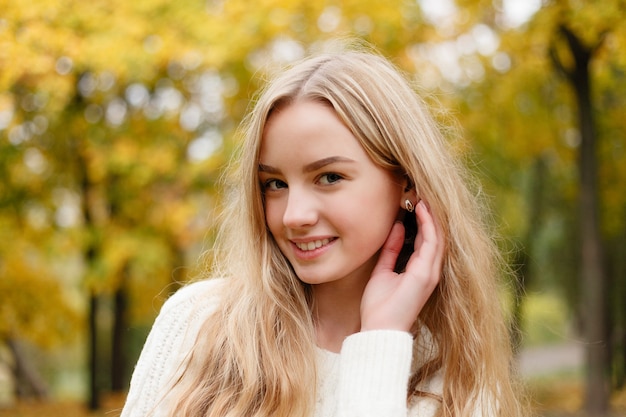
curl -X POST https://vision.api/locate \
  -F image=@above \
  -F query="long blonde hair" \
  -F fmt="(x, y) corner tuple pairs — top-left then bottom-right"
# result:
(170, 46), (525, 417)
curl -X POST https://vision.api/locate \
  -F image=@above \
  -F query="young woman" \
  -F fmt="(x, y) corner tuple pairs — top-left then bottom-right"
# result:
(121, 47), (526, 417)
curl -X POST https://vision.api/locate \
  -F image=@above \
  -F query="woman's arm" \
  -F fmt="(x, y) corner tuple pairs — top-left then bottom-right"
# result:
(336, 330), (442, 417)
(336, 330), (413, 417)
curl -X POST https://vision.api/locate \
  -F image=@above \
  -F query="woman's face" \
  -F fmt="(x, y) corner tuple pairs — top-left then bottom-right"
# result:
(259, 100), (404, 288)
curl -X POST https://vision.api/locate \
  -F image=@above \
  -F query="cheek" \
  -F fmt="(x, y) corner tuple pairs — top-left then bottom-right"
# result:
(357, 179), (402, 219)
(342, 184), (400, 237)
(264, 199), (284, 236)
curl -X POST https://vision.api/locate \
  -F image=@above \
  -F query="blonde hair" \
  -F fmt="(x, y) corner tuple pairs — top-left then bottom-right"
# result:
(169, 46), (526, 417)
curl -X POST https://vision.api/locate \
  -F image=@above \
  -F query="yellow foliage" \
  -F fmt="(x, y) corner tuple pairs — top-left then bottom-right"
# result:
(1, 0), (625, 348)
(0, 242), (81, 349)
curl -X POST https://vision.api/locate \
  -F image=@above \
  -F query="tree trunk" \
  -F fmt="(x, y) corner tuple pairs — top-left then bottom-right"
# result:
(560, 25), (610, 415)
(609, 232), (626, 389)
(88, 292), (101, 410)
(111, 270), (129, 392)
(6, 339), (48, 399)
(75, 121), (102, 411)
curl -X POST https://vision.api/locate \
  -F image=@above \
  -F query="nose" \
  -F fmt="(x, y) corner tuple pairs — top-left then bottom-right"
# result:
(282, 188), (318, 229)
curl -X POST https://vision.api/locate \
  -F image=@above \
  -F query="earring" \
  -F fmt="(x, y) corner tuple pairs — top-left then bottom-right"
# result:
(404, 199), (414, 213)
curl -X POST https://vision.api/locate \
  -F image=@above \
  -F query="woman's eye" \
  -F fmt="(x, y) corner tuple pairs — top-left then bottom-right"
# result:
(264, 179), (287, 191)
(318, 173), (343, 185)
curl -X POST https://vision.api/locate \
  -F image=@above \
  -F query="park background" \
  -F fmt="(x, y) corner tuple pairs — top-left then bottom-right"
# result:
(0, 0), (625, 416)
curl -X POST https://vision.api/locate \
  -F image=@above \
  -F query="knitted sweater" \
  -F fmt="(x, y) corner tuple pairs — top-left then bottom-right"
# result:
(121, 279), (443, 417)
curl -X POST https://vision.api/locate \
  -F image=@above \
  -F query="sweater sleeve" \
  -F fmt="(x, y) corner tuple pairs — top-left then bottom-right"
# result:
(336, 330), (414, 417)
(120, 280), (222, 417)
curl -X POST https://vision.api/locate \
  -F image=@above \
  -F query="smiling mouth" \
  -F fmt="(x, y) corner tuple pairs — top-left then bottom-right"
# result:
(294, 238), (333, 251)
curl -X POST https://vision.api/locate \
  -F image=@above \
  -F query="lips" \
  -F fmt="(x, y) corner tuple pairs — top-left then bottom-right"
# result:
(294, 238), (332, 251)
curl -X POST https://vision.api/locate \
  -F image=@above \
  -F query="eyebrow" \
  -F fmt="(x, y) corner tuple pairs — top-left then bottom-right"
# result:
(258, 156), (356, 174)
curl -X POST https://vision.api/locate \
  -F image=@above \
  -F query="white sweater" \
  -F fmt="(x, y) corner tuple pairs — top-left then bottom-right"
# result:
(121, 279), (443, 417)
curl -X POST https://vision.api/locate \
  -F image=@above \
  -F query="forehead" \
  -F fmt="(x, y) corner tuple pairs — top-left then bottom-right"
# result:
(259, 100), (367, 164)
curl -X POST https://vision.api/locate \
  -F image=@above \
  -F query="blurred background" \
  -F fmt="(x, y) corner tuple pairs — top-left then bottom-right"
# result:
(0, 0), (624, 416)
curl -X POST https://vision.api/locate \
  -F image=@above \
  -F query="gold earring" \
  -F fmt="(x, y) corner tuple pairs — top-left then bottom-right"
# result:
(404, 199), (414, 213)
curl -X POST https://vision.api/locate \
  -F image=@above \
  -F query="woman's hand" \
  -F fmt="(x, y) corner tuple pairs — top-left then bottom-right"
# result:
(360, 200), (444, 332)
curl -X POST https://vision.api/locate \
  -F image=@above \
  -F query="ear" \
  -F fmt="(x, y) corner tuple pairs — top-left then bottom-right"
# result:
(399, 177), (418, 211)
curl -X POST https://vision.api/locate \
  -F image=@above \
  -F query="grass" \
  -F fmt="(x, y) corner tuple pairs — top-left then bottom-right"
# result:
(0, 393), (125, 417)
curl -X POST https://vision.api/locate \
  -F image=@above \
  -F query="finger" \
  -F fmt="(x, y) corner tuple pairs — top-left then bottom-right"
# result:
(412, 200), (439, 260)
(371, 221), (405, 275)
(420, 201), (445, 270)
(406, 200), (444, 287)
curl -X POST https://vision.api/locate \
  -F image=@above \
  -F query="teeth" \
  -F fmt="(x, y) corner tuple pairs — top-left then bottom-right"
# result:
(296, 238), (330, 251)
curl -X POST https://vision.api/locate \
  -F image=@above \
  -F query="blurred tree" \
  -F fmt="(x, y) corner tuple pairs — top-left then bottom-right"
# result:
(415, 1), (625, 415)
(550, 21), (610, 415)
(501, 3), (624, 415)
(0, 236), (81, 398)
(1, 0), (225, 408)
